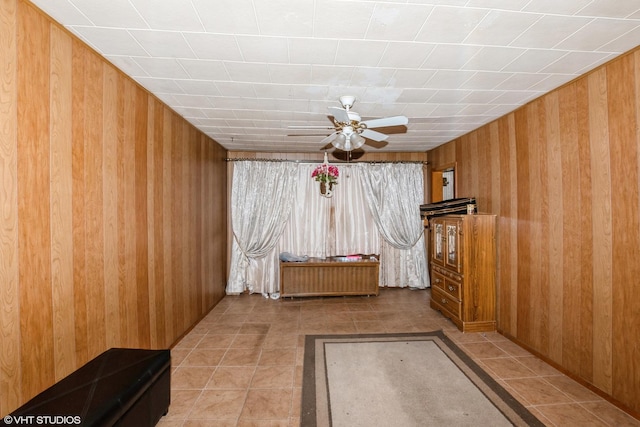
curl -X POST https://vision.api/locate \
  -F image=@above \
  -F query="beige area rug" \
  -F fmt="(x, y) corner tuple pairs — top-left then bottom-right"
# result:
(301, 331), (544, 427)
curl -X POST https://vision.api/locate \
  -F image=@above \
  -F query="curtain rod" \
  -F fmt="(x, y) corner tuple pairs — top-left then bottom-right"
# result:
(224, 157), (428, 165)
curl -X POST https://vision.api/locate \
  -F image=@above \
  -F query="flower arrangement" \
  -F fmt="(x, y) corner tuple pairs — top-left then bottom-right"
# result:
(311, 163), (339, 184)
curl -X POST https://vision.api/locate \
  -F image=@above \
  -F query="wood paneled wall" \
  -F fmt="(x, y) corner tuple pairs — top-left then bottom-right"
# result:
(0, 0), (228, 415)
(428, 48), (640, 416)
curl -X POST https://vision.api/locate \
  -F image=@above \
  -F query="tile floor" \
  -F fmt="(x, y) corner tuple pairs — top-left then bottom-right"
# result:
(157, 288), (639, 427)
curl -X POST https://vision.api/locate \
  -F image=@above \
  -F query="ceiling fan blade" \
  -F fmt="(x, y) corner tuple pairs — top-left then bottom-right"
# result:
(320, 132), (338, 145)
(288, 125), (335, 129)
(365, 139), (388, 149)
(361, 115), (408, 128)
(328, 107), (350, 123)
(360, 129), (388, 142)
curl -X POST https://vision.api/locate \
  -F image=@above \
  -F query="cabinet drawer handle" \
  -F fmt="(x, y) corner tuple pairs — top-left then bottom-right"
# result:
(441, 298), (447, 304)
(448, 285), (456, 292)
(434, 278), (442, 284)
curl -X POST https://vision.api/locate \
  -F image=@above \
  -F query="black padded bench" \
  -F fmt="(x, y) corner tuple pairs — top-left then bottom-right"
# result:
(4, 348), (170, 427)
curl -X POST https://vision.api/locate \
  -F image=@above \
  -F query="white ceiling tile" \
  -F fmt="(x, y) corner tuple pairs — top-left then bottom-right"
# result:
(400, 103), (440, 117)
(128, 0), (203, 31)
(291, 85), (330, 100)
(171, 106), (208, 118)
(215, 82), (256, 98)
(176, 80), (221, 96)
(182, 34), (243, 61)
(224, 62), (272, 83)
(522, 0), (592, 15)
(540, 51), (613, 73)
(554, 18), (640, 51)
(528, 74), (575, 92)
(510, 15), (593, 49)
(491, 91), (541, 104)
(311, 66), (355, 86)
(179, 59), (230, 80)
(576, 0), (640, 18)
(462, 46), (525, 71)
(289, 39), (339, 65)
(423, 44), (484, 69)
(464, 10), (541, 46)
(34, 0), (92, 25)
(191, 0), (259, 34)
(360, 87), (404, 104)
(135, 77), (184, 94)
(350, 67), (396, 87)
(129, 30), (196, 58)
(464, 0), (529, 10)
(252, 83), (295, 99)
(105, 55), (149, 77)
(335, 40), (389, 67)
(132, 57), (190, 78)
(459, 71), (513, 89)
(70, 0), (147, 28)
(70, 27), (147, 56)
(389, 69), (437, 88)
(253, 0), (314, 37)
(460, 90), (501, 103)
(268, 64), (313, 84)
(425, 70), (477, 89)
(365, 3), (434, 41)
(494, 73), (549, 90)
(415, 6), (489, 43)
(598, 26), (640, 52)
(501, 49), (568, 73)
(171, 94), (215, 108)
(377, 42), (435, 68)
(429, 90), (474, 103)
(312, 1), (376, 39)
(236, 36), (289, 63)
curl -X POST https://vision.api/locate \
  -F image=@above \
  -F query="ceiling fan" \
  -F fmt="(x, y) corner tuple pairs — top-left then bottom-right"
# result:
(290, 96), (408, 152)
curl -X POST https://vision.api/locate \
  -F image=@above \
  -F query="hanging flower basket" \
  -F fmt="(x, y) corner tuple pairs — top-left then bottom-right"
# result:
(312, 153), (339, 198)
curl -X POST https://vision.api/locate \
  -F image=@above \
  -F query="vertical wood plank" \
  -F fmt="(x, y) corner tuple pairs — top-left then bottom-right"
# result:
(515, 107), (532, 345)
(608, 54), (640, 405)
(0, 0), (21, 414)
(558, 82), (583, 372)
(120, 78), (138, 347)
(17, 2), (55, 399)
(49, 24), (76, 380)
(134, 87), (150, 347)
(83, 51), (106, 360)
(589, 66), (613, 394)
(497, 116), (512, 333)
(102, 65), (121, 349)
(71, 38), (88, 366)
(162, 108), (174, 345)
(576, 77), (594, 381)
(545, 91), (564, 364)
(151, 100), (166, 348)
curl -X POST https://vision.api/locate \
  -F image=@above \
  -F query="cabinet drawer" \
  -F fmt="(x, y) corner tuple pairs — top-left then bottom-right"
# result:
(431, 268), (461, 299)
(431, 270), (446, 290)
(431, 287), (461, 318)
(442, 279), (461, 300)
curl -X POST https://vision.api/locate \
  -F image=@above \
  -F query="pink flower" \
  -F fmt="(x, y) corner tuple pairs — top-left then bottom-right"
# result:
(312, 163), (339, 183)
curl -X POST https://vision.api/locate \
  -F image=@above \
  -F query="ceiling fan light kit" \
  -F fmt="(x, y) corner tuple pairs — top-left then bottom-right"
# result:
(297, 96), (409, 153)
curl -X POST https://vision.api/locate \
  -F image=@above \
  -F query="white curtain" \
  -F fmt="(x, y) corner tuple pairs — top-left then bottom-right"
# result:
(227, 161), (429, 296)
(226, 161), (298, 295)
(359, 163), (429, 288)
(278, 164), (379, 257)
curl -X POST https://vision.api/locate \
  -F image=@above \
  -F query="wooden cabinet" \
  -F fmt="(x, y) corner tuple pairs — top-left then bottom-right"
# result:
(429, 214), (496, 332)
